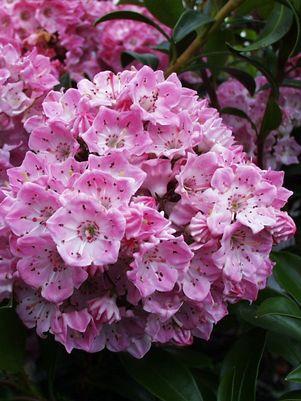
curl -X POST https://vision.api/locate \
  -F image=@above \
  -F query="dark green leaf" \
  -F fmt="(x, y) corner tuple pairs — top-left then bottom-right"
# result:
(279, 390), (301, 400)
(206, 32), (233, 75)
(284, 0), (301, 55)
(259, 98), (282, 140)
(121, 51), (159, 69)
(233, 3), (293, 52)
(107, 374), (157, 401)
(222, 67), (256, 96)
(217, 330), (266, 401)
(282, 78), (301, 89)
(257, 296), (301, 319)
(235, 301), (301, 341)
(237, 0), (274, 16)
(116, 0), (143, 4)
(220, 107), (258, 134)
(0, 308), (26, 373)
(144, 0), (184, 27)
(267, 332), (301, 366)
(254, 297), (301, 340)
(154, 41), (170, 54)
(173, 10), (213, 43)
(226, 45), (279, 97)
(120, 349), (203, 401)
(273, 252), (301, 304)
(94, 11), (170, 40)
(286, 364), (301, 383)
(54, 73), (72, 92)
(165, 348), (213, 369)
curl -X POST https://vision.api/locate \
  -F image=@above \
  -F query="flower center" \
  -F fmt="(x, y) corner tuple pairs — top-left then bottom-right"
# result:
(55, 143), (71, 162)
(77, 220), (100, 243)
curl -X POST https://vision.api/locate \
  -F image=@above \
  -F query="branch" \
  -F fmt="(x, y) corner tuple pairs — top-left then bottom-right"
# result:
(165, 0), (246, 76)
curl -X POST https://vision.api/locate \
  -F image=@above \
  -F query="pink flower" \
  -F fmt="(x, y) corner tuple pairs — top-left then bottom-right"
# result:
(47, 196), (125, 267)
(5, 183), (60, 238)
(128, 237), (193, 297)
(214, 222), (273, 288)
(28, 122), (79, 162)
(16, 284), (57, 337)
(205, 165), (276, 234)
(17, 236), (88, 302)
(82, 107), (151, 155)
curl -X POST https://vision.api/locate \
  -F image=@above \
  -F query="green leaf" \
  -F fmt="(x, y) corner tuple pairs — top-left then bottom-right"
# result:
(237, 0), (274, 16)
(259, 98), (282, 140)
(235, 300), (301, 341)
(165, 348), (213, 369)
(121, 51), (159, 69)
(0, 308), (26, 373)
(220, 107), (258, 134)
(217, 330), (266, 401)
(267, 332), (301, 366)
(120, 349), (203, 401)
(94, 11), (170, 40)
(226, 45), (279, 97)
(273, 252), (301, 304)
(257, 296), (301, 319)
(255, 297), (301, 340)
(107, 374), (157, 401)
(279, 390), (301, 400)
(285, 0), (301, 55)
(233, 3), (293, 52)
(282, 78), (301, 89)
(54, 73), (73, 92)
(116, 0), (143, 4)
(222, 67), (256, 96)
(173, 10), (213, 43)
(286, 364), (301, 383)
(144, 0), (184, 27)
(154, 41), (170, 54)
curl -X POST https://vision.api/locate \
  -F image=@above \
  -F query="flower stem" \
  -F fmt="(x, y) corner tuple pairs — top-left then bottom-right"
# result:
(165, 0), (247, 77)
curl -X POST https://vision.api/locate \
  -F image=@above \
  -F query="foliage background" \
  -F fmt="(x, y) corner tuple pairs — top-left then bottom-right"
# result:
(1, 0), (301, 400)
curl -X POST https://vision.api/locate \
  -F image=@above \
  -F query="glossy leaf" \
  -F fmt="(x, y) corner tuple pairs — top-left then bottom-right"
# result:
(0, 308), (26, 373)
(222, 67), (256, 96)
(217, 330), (266, 401)
(233, 3), (293, 52)
(120, 349), (203, 401)
(273, 252), (301, 304)
(220, 107), (258, 134)
(237, 0), (274, 16)
(285, 0), (301, 56)
(121, 51), (159, 69)
(116, 0), (143, 4)
(165, 348), (213, 369)
(235, 301), (301, 341)
(144, 0), (184, 27)
(267, 332), (301, 366)
(286, 364), (301, 383)
(257, 296), (301, 319)
(226, 46), (279, 97)
(94, 11), (170, 40)
(259, 98), (282, 140)
(107, 374), (157, 401)
(282, 78), (301, 89)
(279, 390), (301, 400)
(173, 10), (213, 43)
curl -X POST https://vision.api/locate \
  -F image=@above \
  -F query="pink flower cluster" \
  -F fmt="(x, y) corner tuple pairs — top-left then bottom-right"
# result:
(0, 42), (58, 190)
(0, 66), (295, 357)
(217, 76), (301, 169)
(0, 0), (168, 81)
